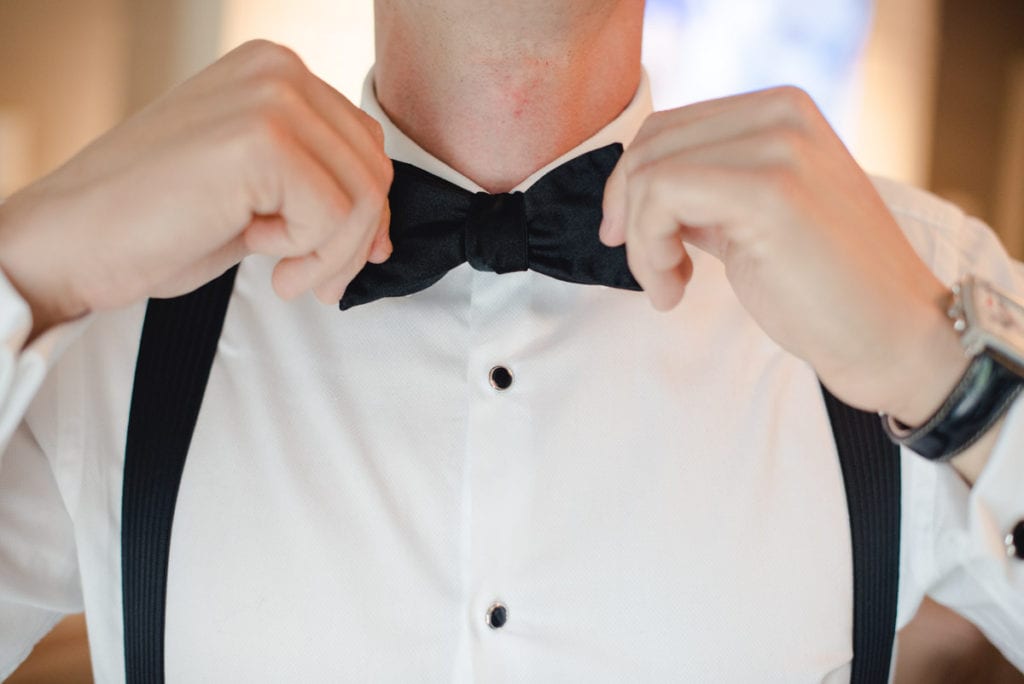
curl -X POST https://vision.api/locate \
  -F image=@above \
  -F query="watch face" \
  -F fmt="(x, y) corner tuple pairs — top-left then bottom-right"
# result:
(970, 279), (1024, 367)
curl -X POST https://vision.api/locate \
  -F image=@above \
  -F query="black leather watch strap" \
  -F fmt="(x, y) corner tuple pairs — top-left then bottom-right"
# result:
(884, 352), (1024, 461)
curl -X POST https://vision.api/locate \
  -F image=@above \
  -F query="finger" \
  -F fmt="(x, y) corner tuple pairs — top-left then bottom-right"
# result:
(311, 258), (368, 305)
(628, 158), (754, 243)
(646, 255), (692, 312)
(279, 193), (386, 303)
(599, 158), (629, 247)
(366, 201), (392, 265)
(624, 163), (700, 311)
(632, 85), (818, 153)
(647, 231), (688, 272)
(241, 214), (288, 253)
(242, 139), (356, 258)
(221, 41), (392, 195)
(633, 126), (814, 187)
(303, 72), (393, 188)
(621, 192), (662, 303)
(306, 219), (383, 304)
(233, 72), (389, 263)
(271, 200), (383, 301)
(624, 231), (688, 312)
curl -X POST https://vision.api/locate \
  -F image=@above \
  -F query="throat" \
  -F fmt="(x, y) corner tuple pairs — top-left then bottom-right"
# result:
(372, 0), (643, 194)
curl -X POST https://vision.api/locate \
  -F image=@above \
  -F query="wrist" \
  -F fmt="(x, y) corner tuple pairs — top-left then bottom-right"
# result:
(878, 287), (970, 428)
(881, 275), (1024, 465)
(0, 194), (89, 341)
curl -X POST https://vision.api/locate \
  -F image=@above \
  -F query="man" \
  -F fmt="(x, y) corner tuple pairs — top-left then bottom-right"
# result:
(0, 0), (1021, 681)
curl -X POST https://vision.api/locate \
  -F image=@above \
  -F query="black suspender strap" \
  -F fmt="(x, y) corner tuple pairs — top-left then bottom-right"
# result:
(120, 270), (900, 683)
(121, 266), (238, 684)
(822, 387), (902, 684)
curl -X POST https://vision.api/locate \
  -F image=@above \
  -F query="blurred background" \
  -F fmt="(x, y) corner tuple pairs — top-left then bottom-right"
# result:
(1, 0), (1022, 681)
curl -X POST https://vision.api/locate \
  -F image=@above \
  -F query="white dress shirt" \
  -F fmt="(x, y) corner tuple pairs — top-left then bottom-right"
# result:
(1, 68), (1022, 683)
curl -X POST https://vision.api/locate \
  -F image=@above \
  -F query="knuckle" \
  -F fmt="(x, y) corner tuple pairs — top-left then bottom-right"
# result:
(242, 109), (290, 158)
(626, 157), (655, 189)
(349, 163), (389, 214)
(772, 85), (816, 118)
(622, 147), (644, 175)
(365, 116), (386, 146)
(623, 132), (666, 176)
(639, 109), (669, 136)
(757, 165), (801, 205)
(322, 190), (354, 228)
(764, 126), (807, 164)
(291, 194), (351, 254)
(251, 75), (303, 114)
(631, 160), (676, 202)
(221, 113), (285, 176)
(633, 111), (672, 149)
(380, 157), (395, 187)
(243, 40), (305, 76)
(363, 180), (388, 211)
(313, 282), (343, 305)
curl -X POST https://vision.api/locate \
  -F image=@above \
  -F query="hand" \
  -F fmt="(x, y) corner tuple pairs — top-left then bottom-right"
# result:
(0, 40), (393, 339)
(599, 86), (967, 424)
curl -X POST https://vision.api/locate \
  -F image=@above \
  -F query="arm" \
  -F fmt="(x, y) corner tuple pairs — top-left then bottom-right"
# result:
(0, 419), (82, 679)
(0, 38), (392, 672)
(599, 86), (1020, 488)
(0, 39), (393, 347)
(599, 86), (1024, 664)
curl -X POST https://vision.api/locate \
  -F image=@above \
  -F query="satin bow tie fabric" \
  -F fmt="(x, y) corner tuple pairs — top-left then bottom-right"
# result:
(339, 142), (642, 310)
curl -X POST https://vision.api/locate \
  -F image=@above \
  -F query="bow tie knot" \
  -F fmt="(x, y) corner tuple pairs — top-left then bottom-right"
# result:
(339, 142), (640, 310)
(465, 191), (528, 274)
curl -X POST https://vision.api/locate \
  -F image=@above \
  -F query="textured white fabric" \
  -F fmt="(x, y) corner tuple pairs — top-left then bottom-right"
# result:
(0, 68), (1021, 682)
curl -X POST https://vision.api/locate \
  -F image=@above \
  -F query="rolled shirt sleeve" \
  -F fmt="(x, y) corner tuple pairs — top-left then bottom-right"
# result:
(878, 178), (1024, 670)
(0, 266), (91, 462)
(0, 266), (90, 677)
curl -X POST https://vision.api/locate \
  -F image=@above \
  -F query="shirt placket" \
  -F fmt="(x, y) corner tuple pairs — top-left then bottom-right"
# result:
(456, 267), (537, 683)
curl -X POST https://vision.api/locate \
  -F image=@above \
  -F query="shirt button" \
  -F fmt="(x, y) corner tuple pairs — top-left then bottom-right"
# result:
(486, 602), (508, 629)
(489, 366), (513, 391)
(1007, 520), (1024, 560)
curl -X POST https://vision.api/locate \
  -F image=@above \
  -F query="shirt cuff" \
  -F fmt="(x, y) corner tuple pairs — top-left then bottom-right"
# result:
(970, 396), (1024, 566)
(931, 395), (1024, 669)
(0, 267), (92, 453)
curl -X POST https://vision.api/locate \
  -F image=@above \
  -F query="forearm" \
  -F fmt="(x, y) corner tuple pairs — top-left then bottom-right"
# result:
(881, 285), (1014, 487)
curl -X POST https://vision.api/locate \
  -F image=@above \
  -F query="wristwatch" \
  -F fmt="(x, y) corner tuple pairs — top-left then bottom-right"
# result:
(883, 275), (1024, 461)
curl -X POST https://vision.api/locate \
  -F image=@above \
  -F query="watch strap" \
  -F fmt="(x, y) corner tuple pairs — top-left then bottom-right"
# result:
(884, 352), (1024, 461)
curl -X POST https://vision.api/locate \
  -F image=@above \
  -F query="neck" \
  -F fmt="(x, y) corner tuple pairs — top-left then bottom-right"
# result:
(373, 1), (644, 193)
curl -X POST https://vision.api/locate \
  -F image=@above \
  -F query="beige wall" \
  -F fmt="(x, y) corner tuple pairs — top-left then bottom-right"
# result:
(929, 0), (1024, 256)
(0, 0), (222, 196)
(0, 0), (128, 194)
(220, 0), (374, 103)
(855, 0), (940, 186)
(122, 0), (223, 114)
(996, 60), (1024, 256)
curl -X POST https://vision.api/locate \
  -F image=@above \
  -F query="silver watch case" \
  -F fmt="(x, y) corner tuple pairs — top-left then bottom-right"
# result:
(949, 276), (1024, 375)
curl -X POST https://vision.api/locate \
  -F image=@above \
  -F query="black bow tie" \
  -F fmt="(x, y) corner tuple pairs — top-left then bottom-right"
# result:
(339, 142), (641, 310)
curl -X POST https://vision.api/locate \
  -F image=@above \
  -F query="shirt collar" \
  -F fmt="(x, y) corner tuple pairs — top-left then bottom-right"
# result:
(360, 67), (653, 193)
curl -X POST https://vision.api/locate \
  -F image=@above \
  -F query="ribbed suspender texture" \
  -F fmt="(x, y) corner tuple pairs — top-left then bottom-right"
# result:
(121, 271), (900, 683)
(121, 266), (238, 684)
(823, 388), (902, 683)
